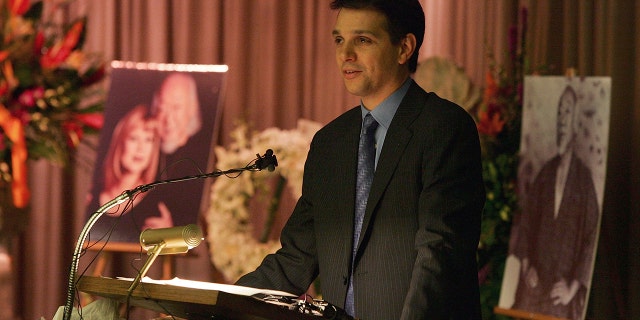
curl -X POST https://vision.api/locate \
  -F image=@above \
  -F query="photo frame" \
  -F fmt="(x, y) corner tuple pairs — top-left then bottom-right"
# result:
(496, 76), (611, 320)
(84, 61), (227, 250)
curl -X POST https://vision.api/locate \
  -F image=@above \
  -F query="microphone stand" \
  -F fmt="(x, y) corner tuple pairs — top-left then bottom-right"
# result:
(127, 242), (166, 294)
(62, 150), (277, 320)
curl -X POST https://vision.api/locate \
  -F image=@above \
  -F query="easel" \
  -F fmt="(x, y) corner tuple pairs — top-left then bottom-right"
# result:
(494, 307), (569, 320)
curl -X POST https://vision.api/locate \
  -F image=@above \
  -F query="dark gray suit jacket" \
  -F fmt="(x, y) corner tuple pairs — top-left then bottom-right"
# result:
(237, 82), (485, 319)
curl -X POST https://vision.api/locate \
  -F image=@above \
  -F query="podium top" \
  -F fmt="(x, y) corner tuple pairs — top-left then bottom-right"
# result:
(77, 276), (320, 320)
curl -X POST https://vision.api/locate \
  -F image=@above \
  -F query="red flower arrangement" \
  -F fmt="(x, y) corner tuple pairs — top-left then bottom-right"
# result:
(0, 0), (105, 209)
(472, 6), (543, 320)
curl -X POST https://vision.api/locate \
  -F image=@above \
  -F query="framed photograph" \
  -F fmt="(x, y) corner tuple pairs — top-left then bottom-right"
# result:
(498, 76), (611, 320)
(84, 61), (227, 248)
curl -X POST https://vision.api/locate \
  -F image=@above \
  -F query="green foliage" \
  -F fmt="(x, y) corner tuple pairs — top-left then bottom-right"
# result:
(472, 6), (536, 319)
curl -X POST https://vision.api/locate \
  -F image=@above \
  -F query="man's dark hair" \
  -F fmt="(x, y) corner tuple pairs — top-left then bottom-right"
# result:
(330, 0), (425, 73)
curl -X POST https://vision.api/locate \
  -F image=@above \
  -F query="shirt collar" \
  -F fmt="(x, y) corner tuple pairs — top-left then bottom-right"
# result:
(360, 78), (412, 129)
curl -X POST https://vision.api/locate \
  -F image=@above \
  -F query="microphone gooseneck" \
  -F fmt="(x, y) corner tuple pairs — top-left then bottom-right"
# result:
(62, 149), (277, 320)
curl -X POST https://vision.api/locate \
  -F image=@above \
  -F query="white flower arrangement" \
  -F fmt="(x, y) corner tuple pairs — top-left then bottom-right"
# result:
(206, 119), (322, 282)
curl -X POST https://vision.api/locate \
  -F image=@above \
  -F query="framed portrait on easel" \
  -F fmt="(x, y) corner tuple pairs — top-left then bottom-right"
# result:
(496, 75), (611, 320)
(84, 61), (227, 250)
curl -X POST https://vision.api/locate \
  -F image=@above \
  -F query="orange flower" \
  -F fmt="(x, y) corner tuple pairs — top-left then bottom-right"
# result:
(7, 0), (30, 16)
(40, 20), (85, 69)
(2, 61), (19, 89)
(0, 50), (9, 62)
(0, 104), (29, 208)
(478, 71), (507, 136)
(483, 71), (498, 105)
(477, 107), (505, 137)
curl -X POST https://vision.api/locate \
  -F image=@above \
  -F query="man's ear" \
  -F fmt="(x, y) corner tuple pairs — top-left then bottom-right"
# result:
(398, 33), (417, 65)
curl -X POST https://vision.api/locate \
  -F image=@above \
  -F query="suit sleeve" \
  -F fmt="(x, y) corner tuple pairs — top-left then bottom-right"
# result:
(401, 109), (485, 319)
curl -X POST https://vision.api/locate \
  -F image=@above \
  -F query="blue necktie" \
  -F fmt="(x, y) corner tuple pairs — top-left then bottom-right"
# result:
(345, 113), (378, 317)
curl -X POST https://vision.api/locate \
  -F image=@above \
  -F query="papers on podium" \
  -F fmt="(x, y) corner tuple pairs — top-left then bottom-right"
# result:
(123, 276), (297, 298)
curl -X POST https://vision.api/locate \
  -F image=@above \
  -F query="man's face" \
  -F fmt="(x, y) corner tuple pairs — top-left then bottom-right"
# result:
(157, 79), (191, 153)
(332, 8), (407, 108)
(557, 90), (576, 155)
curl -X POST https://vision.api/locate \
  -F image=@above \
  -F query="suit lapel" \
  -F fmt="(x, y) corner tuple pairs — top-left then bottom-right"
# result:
(333, 108), (365, 267)
(355, 82), (425, 254)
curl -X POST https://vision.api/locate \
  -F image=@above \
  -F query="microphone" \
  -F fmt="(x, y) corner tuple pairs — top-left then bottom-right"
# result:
(139, 224), (203, 255)
(255, 149), (278, 172)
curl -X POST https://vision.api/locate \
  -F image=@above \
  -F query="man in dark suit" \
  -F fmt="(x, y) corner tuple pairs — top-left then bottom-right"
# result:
(236, 1), (485, 319)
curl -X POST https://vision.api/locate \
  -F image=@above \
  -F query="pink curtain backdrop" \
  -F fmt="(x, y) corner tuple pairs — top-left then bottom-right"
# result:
(6, 1), (638, 319)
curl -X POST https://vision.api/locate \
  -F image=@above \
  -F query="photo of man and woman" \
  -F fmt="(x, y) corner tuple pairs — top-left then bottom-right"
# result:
(85, 62), (227, 245)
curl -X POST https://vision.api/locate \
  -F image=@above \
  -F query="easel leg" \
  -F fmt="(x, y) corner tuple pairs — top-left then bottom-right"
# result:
(161, 255), (174, 279)
(80, 252), (113, 306)
(92, 251), (111, 277)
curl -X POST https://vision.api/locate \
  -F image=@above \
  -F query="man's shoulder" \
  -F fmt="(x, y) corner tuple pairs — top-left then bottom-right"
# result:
(405, 82), (468, 115)
(399, 87), (475, 134)
(314, 106), (360, 137)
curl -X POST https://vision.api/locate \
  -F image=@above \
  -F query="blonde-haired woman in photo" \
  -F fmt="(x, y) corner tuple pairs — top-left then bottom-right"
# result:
(99, 104), (161, 207)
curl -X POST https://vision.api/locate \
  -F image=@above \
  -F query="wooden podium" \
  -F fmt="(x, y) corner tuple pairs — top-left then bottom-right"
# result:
(76, 276), (320, 320)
